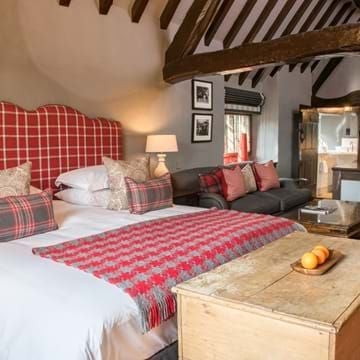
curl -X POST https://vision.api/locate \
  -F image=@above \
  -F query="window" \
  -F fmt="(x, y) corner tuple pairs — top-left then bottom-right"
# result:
(224, 114), (251, 154)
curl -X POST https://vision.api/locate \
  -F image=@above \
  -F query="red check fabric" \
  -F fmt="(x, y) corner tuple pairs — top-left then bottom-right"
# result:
(199, 169), (223, 194)
(0, 102), (122, 191)
(32, 209), (301, 332)
(125, 174), (173, 214)
(0, 190), (58, 242)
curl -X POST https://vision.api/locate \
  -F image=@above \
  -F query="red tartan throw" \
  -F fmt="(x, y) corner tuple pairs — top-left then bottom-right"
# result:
(125, 174), (173, 214)
(0, 190), (58, 242)
(32, 209), (301, 332)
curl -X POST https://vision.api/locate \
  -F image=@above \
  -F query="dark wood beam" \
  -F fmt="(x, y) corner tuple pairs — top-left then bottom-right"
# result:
(312, 58), (344, 95)
(287, 0), (329, 73)
(264, 0), (313, 81)
(99, 0), (113, 15)
(299, 0), (340, 73)
(223, 0), (257, 49)
(131, 0), (149, 23)
(163, 23), (360, 83)
(205, 0), (235, 46)
(59, 0), (71, 6)
(311, 6), (355, 73)
(165, 0), (221, 63)
(160, 0), (181, 30)
(238, 0), (296, 86)
(353, 0), (360, 9)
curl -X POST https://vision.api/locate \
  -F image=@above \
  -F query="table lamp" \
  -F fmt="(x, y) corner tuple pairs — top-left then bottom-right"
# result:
(146, 134), (178, 177)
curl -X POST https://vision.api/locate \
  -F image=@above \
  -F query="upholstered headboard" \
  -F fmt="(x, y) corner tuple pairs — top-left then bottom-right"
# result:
(0, 102), (123, 190)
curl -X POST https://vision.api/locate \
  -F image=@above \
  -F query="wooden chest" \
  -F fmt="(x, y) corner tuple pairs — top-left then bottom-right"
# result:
(173, 232), (360, 360)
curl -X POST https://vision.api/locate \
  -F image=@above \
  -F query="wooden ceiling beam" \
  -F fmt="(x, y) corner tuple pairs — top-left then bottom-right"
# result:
(312, 58), (343, 95)
(59, 0), (71, 6)
(99, 0), (113, 15)
(131, 0), (149, 23)
(223, 0), (257, 49)
(163, 23), (360, 83)
(160, 0), (181, 30)
(311, 5), (355, 72)
(264, 0), (313, 82)
(298, 0), (340, 73)
(286, 0), (328, 73)
(239, 0), (296, 85)
(165, 0), (221, 63)
(205, 0), (235, 46)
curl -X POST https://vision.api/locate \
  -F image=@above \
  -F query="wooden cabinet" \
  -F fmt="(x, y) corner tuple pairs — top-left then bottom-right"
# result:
(173, 232), (360, 360)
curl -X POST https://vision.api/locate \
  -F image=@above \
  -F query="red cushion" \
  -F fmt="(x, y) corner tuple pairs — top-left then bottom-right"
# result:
(221, 165), (246, 201)
(253, 161), (280, 191)
(0, 190), (58, 242)
(199, 171), (222, 194)
(125, 174), (173, 214)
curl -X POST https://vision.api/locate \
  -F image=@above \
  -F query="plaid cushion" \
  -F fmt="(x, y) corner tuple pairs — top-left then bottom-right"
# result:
(199, 169), (223, 194)
(0, 190), (58, 242)
(125, 174), (173, 214)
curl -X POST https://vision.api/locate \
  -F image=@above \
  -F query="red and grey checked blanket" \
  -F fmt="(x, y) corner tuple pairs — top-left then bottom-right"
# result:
(32, 209), (302, 332)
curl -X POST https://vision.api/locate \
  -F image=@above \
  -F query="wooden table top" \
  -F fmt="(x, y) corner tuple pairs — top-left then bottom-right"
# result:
(284, 199), (360, 236)
(173, 232), (360, 333)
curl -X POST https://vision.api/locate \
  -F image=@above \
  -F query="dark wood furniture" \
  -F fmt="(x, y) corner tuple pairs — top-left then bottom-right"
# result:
(332, 164), (360, 200)
(284, 199), (360, 238)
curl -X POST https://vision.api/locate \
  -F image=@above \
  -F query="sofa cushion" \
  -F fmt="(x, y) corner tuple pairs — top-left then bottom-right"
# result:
(230, 192), (281, 214)
(262, 187), (312, 211)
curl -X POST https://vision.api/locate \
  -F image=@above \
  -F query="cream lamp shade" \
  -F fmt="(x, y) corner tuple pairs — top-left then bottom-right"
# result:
(146, 135), (178, 177)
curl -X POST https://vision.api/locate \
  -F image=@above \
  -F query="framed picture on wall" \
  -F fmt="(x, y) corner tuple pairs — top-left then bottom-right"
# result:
(192, 79), (213, 110)
(192, 114), (213, 143)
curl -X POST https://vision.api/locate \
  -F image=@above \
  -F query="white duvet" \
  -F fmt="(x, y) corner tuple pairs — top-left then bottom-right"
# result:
(0, 201), (205, 360)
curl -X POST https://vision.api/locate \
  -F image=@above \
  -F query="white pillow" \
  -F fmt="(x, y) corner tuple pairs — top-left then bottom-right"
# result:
(55, 188), (111, 208)
(55, 165), (109, 191)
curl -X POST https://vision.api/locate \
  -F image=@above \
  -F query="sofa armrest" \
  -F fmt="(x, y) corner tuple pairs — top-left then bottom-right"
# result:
(279, 178), (308, 189)
(199, 193), (229, 210)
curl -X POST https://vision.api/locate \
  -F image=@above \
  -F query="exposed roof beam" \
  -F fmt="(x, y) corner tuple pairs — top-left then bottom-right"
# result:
(160, 0), (181, 30)
(163, 23), (360, 83)
(312, 58), (343, 95)
(264, 0), (313, 82)
(59, 0), (71, 6)
(353, 0), (360, 9)
(272, 0), (328, 77)
(311, 5), (355, 73)
(223, 0), (257, 49)
(239, 0), (296, 85)
(205, 0), (235, 46)
(165, 0), (221, 63)
(131, 0), (149, 23)
(298, 0), (340, 73)
(99, 0), (113, 15)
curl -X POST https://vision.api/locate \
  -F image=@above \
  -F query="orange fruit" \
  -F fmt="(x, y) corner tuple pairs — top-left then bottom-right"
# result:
(301, 252), (319, 269)
(312, 248), (327, 265)
(314, 245), (330, 259)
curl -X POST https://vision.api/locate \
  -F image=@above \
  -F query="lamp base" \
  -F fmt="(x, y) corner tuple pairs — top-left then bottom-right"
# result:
(154, 153), (169, 178)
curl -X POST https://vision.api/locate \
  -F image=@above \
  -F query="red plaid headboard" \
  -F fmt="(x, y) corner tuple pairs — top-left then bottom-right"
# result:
(0, 102), (123, 190)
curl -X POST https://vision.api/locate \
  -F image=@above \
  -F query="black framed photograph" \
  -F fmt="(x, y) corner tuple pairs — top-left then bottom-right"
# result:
(192, 114), (213, 143)
(192, 79), (213, 110)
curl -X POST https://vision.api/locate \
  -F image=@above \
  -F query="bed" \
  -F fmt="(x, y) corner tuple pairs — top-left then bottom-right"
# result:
(0, 102), (302, 360)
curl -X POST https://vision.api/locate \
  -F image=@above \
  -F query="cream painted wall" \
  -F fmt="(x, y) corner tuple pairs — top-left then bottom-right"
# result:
(0, 0), (224, 171)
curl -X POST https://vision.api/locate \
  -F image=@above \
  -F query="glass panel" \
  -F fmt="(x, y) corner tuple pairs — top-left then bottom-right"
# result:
(224, 114), (251, 154)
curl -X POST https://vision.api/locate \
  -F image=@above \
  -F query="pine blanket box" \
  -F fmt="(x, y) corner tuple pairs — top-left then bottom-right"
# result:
(173, 232), (360, 360)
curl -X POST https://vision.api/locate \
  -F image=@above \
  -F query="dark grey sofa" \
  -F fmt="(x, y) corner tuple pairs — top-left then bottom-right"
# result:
(171, 166), (312, 216)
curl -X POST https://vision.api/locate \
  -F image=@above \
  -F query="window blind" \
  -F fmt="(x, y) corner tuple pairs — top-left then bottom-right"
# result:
(225, 87), (265, 114)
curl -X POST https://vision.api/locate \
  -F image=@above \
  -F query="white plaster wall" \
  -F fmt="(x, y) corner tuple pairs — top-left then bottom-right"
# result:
(316, 57), (360, 98)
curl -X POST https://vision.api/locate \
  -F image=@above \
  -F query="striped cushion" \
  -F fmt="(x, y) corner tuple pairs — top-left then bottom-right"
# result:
(125, 174), (173, 214)
(0, 190), (58, 242)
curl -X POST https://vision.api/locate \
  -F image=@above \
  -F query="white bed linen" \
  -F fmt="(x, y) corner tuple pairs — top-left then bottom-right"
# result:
(0, 201), (205, 360)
